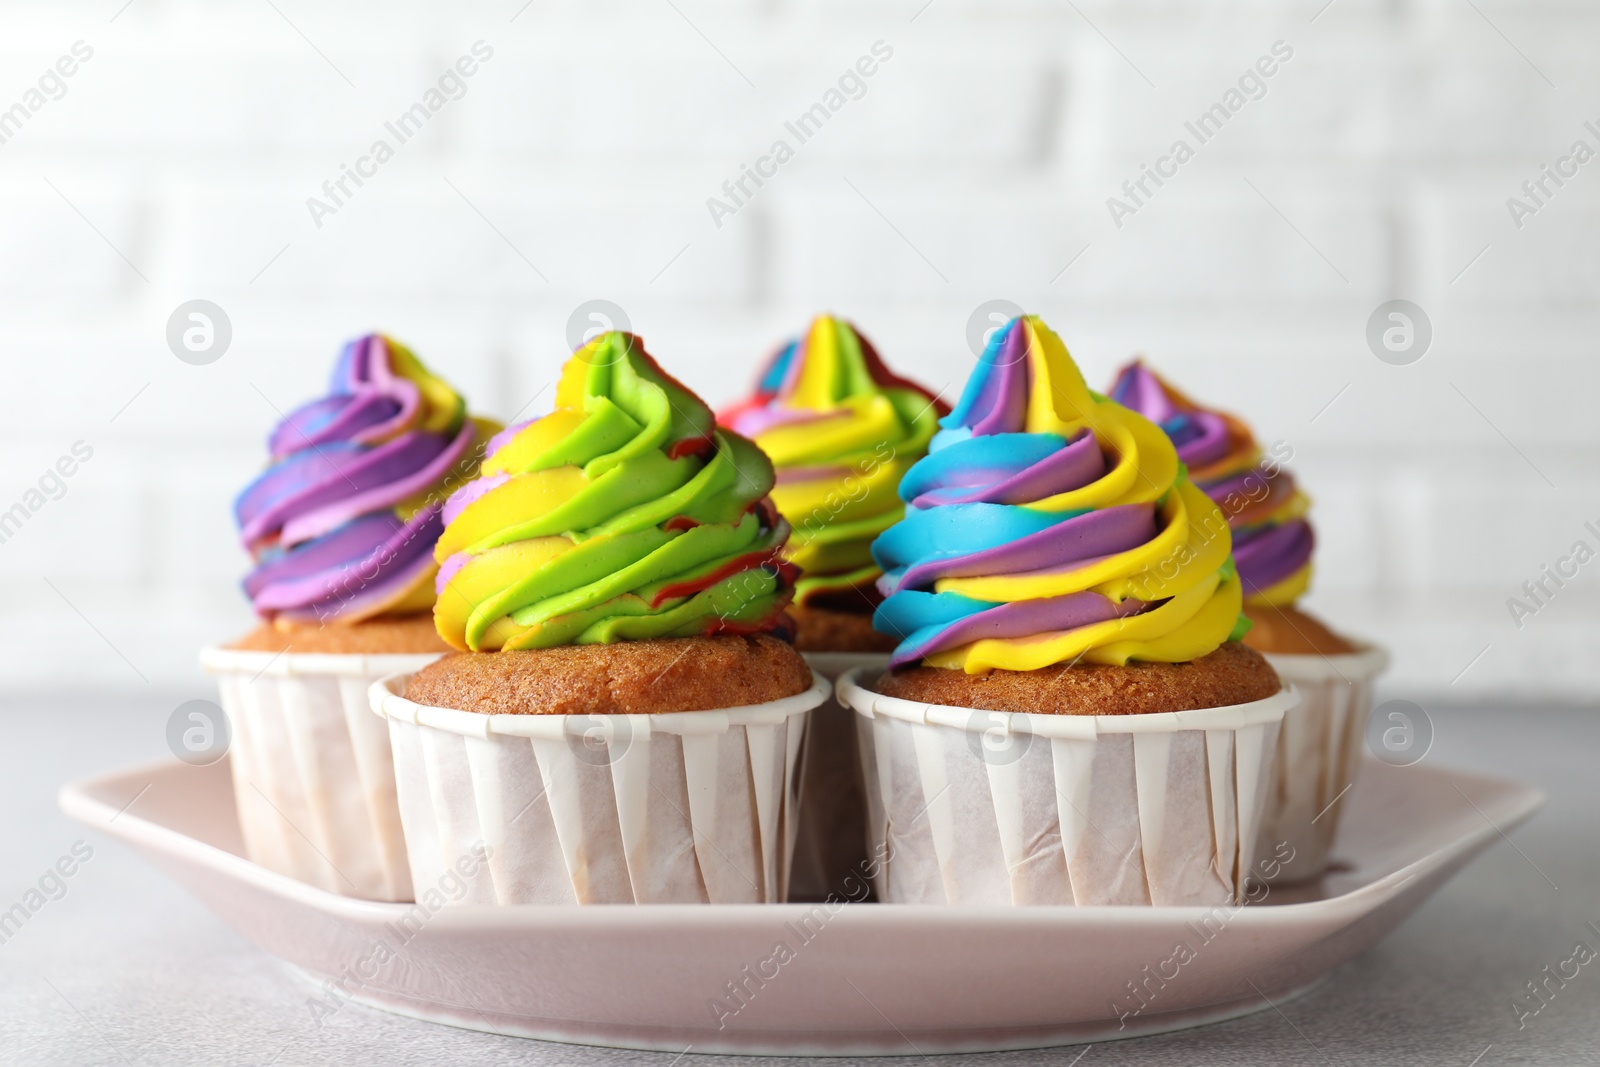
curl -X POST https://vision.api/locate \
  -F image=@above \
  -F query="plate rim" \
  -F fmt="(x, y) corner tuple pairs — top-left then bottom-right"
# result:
(56, 756), (1545, 1055)
(57, 755), (1544, 929)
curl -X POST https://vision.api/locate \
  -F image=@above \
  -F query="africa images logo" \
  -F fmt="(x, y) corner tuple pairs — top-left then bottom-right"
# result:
(305, 42), (495, 228)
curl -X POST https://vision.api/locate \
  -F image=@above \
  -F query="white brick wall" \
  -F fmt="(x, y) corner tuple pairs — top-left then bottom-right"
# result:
(1, 0), (1596, 698)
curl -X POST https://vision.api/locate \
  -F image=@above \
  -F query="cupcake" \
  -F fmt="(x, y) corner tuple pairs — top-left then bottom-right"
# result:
(1108, 359), (1388, 881)
(836, 315), (1295, 906)
(200, 334), (500, 901)
(718, 315), (944, 900)
(369, 331), (828, 905)
(718, 315), (944, 652)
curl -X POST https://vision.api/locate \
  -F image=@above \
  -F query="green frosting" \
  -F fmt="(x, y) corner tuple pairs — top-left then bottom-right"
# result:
(432, 332), (795, 652)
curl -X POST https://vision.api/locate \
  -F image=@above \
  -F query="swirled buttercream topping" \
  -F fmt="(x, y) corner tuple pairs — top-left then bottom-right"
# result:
(718, 315), (943, 609)
(1109, 361), (1311, 607)
(433, 331), (795, 652)
(872, 316), (1247, 673)
(235, 334), (498, 625)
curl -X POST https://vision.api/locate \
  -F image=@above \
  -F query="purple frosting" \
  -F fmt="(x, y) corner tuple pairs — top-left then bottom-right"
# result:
(1108, 360), (1313, 601)
(233, 334), (478, 624)
(907, 430), (1106, 509)
(887, 504), (1158, 594)
(1233, 519), (1314, 593)
(891, 592), (1149, 665)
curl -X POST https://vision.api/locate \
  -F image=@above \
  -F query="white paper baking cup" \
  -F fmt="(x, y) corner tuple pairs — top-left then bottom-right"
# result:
(200, 646), (440, 902)
(1256, 643), (1390, 884)
(370, 671), (831, 905)
(837, 667), (1296, 906)
(790, 652), (888, 902)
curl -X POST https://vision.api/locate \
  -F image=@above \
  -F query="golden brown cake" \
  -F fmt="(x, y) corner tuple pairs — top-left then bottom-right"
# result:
(405, 635), (812, 716)
(229, 614), (451, 655)
(874, 642), (1281, 717)
(363, 334), (827, 908)
(716, 315), (944, 659)
(841, 319), (1299, 907)
(790, 603), (900, 655)
(1240, 604), (1359, 656)
(202, 335), (499, 903)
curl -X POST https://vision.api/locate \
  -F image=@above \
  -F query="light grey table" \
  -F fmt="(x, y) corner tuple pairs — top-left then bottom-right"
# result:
(1, 694), (1595, 1066)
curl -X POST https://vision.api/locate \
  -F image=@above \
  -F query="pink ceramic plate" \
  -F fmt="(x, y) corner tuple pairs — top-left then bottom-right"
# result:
(59, 757), (1540, 1056)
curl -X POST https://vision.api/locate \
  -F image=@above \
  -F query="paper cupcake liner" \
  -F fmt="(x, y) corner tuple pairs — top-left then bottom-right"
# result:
(790, 652), (888, 902)
(838, 668), (1296, 906)
(1256, 643), (1390, 884)
(200, 646), (440, 902)
(369, 672), (831, 905)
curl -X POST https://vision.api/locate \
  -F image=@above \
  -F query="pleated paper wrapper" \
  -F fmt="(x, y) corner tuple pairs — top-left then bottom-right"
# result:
(789, 652), (887, 902)
(369, 673), (830, 905)
(200, 646), (439, 902)
(837, 668), (1296, 906)
(1256, 644), (1389, 884)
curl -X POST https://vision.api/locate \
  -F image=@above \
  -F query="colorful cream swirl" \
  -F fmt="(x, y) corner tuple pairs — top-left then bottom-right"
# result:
(432, 331), (795, 652)
(1108, 361), (1311, 607)
(872, 316), (1247, 673)
(718, 316), (943, 609)
(235, 334), (498, 625)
